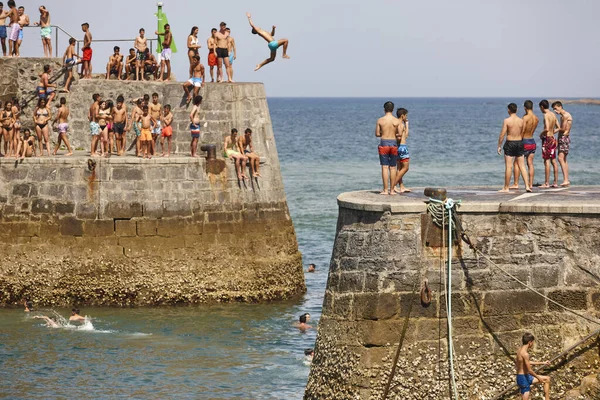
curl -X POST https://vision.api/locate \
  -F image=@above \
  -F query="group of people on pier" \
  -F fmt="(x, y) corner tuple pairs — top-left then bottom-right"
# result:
(376, 100), (573, 195)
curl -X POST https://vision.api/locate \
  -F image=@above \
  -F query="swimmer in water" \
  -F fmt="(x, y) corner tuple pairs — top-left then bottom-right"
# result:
(304, 348), (314, 362)
(69, 308), (86, 321)
(296, 313), (312, 331)
(22, 298), (33, 312)
(245, 12), (290, 71)
(34, 315), (59, 328)
(307, 263), (315, 273)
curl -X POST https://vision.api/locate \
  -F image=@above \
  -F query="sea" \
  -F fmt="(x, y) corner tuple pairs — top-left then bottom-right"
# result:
(1, 98), (598, 399)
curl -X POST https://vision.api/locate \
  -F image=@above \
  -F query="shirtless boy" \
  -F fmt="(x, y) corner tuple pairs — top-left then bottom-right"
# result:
(552, 101), (573, 187)
(62, 38), (80, 92)
(515, 333), (550, 400)
(512, 100), (539, 188)
(160, 104), (173, 157)
(189, 95), (202, 157)
(125, 48), (136, 80)
(0, 2), (7, 56)
(215, 22), (231, 82)
(89, 93), (101, 156)
(135, 28), (147, 81)
(80, 23), (93, 79)
(183, 55), (205, 102)
(224, 128), (248, 180)
(497, 103), (531, 193)
(375, 101), (399, 195)
(207, 28), (218, 82)
(127, 99), (143, 156)
(156, 24), (172, 81)
(296, 313), (312, 332)
(2, 1), (19, 57)
(238, 128), (261, 178)
(393, 108), (411, 194)
(15, 6), (28, 53)
(538, 100), (559, 188)
(112, 95), (127, 156)
(246, 12), (290, 71)
(52, 97), (73, 156)
(226, 28), (236, 81)
(69, 308), (86, 322)
(34, 5), (51, 58)
(149, 93), (162, 154)
(106, 46), (123, 80)
(138, 105), (155, 159)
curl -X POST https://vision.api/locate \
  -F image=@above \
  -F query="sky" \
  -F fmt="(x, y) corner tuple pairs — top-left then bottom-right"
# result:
(10, 0), (600, 97)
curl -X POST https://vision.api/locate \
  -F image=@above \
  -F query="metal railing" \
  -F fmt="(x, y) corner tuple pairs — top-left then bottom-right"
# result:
(18, 25), (157, 59)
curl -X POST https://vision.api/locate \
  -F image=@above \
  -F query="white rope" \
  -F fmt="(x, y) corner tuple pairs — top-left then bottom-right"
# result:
(468, 244), (600, 326)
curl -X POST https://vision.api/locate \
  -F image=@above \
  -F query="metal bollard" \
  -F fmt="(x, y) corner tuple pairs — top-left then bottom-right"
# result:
(424, 187), (447, 201)
(200, 144), (216, 161)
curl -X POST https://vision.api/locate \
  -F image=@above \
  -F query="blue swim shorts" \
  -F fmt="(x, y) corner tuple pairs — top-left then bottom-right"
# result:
(378, 139), (398, 167)
(0, 26), (6, 39)
(398, 144), (410, 162)
(268, 40), (279, 51)
(516, 374), (534, 394)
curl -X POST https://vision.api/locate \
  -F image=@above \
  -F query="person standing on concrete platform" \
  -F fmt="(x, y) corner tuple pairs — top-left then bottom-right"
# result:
(33, 6), (51, 58)
(2, 1), (19, 57)
(89, 93), (101, 156)
(139, 105), (155, 159)
(515, 332), (551, 400)
(539, 100), (559, 188)
(189, 95), (202, 157)
(512, 100), (539, 189)
(134, 28), (147, 81)
(207, 28), (218, 82)
(375, 101), (399, 195)
(0, 100), (15, 157)
(156, 23), (172, 81)
(246, 12), (290, 72)
(52, 97), (73, 156)
(238, 128), (261, 178)
(552, 101), (572, 187)
(159, 104), (173, 157)
(215, 22), (231, 82)
(497, 103), (531, 193)
(33, 97), (52, 157)
(80, 22), (93, 79)
(112, 95), (127, 156)
(393, 108), (411, 194)
(0, 2), (8, 57)
(226, 28), (236, 81)
(150, 93), (162, 154)
(15, 6), (28, 54)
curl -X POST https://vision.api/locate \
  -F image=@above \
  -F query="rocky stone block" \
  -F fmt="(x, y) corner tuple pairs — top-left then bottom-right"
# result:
(59, 217), (84, 236)
(353, 293), (399, 320)
(483, 291), (546, 315)
(547, 290), (588, 311)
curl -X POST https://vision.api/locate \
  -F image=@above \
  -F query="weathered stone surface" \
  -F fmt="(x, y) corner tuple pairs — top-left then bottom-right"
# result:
(0, 61), (303, 306)
(306, 190), (600, 400)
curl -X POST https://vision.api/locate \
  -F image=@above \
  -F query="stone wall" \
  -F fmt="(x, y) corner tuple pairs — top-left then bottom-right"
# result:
(305, 191), (600, 400)
(1, 58), (277, 155)
(0, 58), (304, 307)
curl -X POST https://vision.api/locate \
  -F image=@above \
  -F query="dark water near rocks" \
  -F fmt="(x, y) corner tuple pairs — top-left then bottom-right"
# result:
(1, 98), (598, 399)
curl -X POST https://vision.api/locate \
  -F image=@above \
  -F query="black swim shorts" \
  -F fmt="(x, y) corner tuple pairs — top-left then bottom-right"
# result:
(216, 47), (229, 58)
(503, 140), (524, 157)
(113, 122), (125, 135)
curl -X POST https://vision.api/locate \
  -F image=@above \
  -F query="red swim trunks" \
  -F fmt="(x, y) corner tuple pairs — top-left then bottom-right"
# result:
(208, 52), (217, 67)
(82, 47), (93, 61)
(161, 126), (172, 137)
(542, 136), (557, 160)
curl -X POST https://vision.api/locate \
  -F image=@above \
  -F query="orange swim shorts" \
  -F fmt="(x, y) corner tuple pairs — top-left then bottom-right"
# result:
(208, 52), (217, 67)
(161, 125), (173, 137)
(140, 128), (152, 142)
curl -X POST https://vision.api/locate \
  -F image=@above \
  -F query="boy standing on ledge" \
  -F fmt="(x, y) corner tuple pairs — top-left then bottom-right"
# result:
(552, 101), (573, 187)
(497, 103), (531, 193)
(156, 24), (172, 81)
(81, 22), (93, 79)
(375, 101), (399, 195)
(515, 332), (550, 400)
(189, 95), (202, 157)
(539, 100), (559, 188)
(393, 107), (411, 194)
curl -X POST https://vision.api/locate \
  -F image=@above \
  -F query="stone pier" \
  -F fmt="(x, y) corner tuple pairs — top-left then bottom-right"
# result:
(306, 187), (600, 400)
(0, 58), (304, 307)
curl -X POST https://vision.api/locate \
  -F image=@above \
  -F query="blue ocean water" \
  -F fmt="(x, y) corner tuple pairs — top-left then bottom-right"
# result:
(0, 98), (597, 399)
